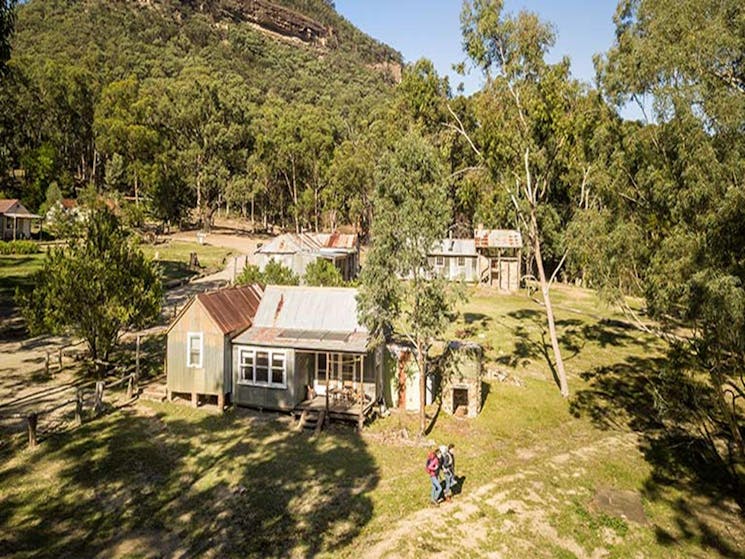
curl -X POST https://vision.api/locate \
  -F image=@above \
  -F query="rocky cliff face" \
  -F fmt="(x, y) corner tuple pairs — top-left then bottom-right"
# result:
(218, 0), (332, 46)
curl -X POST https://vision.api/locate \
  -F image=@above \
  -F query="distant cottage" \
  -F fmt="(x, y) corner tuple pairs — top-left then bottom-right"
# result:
(426, 228), (523, 292)
(252, 232), (360, 281)
(0, 199), (41, 241)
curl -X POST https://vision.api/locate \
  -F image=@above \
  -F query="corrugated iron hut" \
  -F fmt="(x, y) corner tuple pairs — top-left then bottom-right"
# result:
(428, 238), (480, 282)
(0, 199), (41, 240)
(474, 228), (523, 291)
(166, 284), (263, 409)
(231, 285), (383, 425)
(252, 232), (360, 281)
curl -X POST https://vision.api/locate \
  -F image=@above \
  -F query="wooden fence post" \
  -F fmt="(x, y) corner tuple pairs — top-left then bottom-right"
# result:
(126, 375), (134, 399)
(58, 348), (63, 370)
(45, 352), (50, 376)
(75, 389), (83, 426)
(135, 335), (141, 382)
(27, 412), (38, 449)
(94, 381), (105, 415)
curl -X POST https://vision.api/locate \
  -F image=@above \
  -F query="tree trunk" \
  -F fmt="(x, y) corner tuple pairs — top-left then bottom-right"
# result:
(711, 367), (745, 464)
(530, 207), (569, 397)
(134, 172), (139, 206)
(417, 338), (426, 436)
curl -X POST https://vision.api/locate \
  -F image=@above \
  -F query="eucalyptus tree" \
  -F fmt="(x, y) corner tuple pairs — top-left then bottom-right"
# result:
(357, 132), (457, 435)
(0, 0), (15, 74)
(95, 76), (160, 203)
(457, 0), (605, 397)
(595, 0), (745, 490)
(252, 98), (339, 232)
(147, 68), (253, 230)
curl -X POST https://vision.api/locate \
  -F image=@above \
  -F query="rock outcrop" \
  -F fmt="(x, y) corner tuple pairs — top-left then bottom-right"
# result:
(218, 0), (332, 45)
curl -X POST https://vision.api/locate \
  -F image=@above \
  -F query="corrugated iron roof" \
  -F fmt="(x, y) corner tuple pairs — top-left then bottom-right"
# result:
(318, 231), (358, 249)
(233, 285), (369, 351)
(236, 327), (368, 353)
(430, 239), (477, 256)
(474, 229), (523, 249)
(257, 233), (358, 255)
(195, 284), (264, 336)
(0, 199), (27, 215)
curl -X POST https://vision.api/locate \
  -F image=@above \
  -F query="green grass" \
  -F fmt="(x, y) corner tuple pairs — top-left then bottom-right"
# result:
(140, 240), (234, 283)
(1, 286), (743, 558)
(0, 253), (46, 309)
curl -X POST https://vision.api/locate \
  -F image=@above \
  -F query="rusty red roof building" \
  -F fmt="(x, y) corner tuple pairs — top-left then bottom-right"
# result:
(168, 284), (264, 338)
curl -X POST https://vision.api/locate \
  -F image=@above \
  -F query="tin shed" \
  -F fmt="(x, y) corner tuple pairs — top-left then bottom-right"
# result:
(166, 284), (263, 409)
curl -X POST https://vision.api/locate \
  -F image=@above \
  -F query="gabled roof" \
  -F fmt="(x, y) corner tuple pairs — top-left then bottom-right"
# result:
(168, 284), (264, 338)
(430, 238), (477, 256)
(257, 232), (358, 255)
(0, 199), (40, 219)
(0, 199), (28, 215)
(474, 229), (523, 249)
(233, 285), (369, 353)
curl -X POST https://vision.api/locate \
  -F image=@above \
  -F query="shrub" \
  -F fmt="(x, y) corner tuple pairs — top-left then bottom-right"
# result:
(304, 258), (344, 286)
(0, 240), (41, 255)
(235, 261), (300, 286)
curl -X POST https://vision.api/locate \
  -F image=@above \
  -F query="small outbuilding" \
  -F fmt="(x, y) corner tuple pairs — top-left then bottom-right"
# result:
(424, 228), (523, 291)
(474, 227), (523, 292)
(440, 341), (483, 418)
(166, 284), (264, 409)
(385, 342), (436, 412)
(252, 232), (360, 281)
(0, 199), (41, 241)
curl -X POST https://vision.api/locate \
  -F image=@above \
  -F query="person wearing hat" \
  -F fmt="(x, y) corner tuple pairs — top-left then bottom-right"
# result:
(440, 444), (455, 501)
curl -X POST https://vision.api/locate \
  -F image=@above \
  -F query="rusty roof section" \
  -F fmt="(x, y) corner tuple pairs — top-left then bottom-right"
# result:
(196, 284), (264, 337)
(0, 199), (24, 214)
(474, 229), (523, 249)
(318, 231), (358, 249)
(257, 232), (358, 254)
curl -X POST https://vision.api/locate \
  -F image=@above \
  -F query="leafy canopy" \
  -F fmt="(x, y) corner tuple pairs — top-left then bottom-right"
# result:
(19, 206), (162, 364)
(303, 259), (344, 287)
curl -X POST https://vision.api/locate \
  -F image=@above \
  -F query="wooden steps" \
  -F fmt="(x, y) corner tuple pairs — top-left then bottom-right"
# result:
(295, 408), (325, 433)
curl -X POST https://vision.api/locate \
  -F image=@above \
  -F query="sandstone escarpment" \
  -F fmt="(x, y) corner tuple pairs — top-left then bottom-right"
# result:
(218, 0), (333, 46)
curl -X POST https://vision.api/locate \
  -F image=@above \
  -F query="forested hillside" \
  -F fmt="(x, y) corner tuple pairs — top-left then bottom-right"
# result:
(0, 0), (401, 229)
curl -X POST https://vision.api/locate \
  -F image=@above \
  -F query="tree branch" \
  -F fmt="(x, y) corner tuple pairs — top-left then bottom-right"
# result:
(445, 104), (482, 159)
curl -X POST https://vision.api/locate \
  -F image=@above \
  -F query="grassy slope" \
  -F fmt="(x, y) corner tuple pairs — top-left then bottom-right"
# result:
(139, 240), (234, 283)
(0, 286), (743, 558)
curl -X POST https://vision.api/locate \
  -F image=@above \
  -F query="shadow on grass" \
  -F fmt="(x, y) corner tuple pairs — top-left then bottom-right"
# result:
(156, 260), (198, 284)
(570, 353), (745, 557)
(0, 407), (379, 558)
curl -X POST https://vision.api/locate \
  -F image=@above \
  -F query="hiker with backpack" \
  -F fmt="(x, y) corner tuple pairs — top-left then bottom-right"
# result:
(440, 444), (456, 501)
(425, 448), (442, 506)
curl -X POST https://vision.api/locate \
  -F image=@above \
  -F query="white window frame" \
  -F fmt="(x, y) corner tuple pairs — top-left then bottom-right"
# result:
(237, 347), (287, 389)
(435, 255), (445, 267)
(457, 256), (466, 267)
(186, 332), (203, 368)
